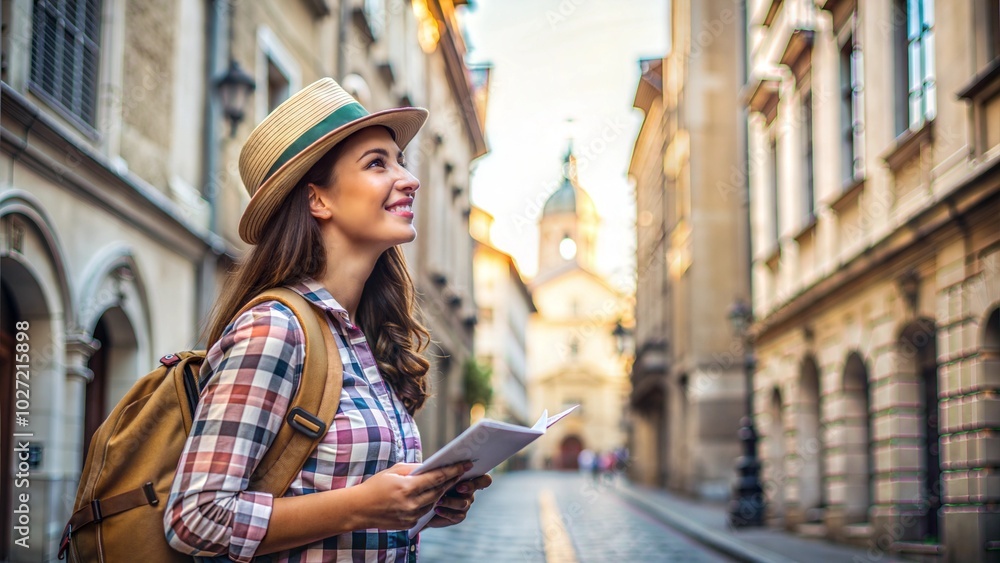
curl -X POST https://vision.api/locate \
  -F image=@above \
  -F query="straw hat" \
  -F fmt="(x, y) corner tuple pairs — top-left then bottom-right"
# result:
(237, 77), (428, 244)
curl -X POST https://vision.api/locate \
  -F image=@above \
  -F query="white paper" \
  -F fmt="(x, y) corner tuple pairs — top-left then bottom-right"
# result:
(545, 405), (578, 428)
(407, 405), (578, 538)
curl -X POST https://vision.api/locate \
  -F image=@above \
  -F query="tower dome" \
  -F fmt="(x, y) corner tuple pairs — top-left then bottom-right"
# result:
(537, 143), (600, 275)
(542, 144), (596, 219)
(542, 178), (577, 217)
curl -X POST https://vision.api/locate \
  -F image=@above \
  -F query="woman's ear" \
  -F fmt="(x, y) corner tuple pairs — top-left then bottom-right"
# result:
(308, 183), (334, 220)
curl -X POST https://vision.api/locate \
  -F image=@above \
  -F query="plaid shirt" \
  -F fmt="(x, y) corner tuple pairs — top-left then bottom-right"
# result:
(165, 279), (422, 563)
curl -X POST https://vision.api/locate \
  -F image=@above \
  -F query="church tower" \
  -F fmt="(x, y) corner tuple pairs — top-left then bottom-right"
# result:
(537, 145), (600, 276)
(527, 144), (629, 471)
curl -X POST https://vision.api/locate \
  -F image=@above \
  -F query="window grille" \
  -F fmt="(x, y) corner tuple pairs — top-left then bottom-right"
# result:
(30, 0), (102, 129)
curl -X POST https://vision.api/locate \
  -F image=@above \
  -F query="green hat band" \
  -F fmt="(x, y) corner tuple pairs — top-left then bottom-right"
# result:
(263, 101), (370, 183)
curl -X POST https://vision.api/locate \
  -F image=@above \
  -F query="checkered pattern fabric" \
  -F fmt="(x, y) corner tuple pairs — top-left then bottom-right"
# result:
(164, 278), (422, 563)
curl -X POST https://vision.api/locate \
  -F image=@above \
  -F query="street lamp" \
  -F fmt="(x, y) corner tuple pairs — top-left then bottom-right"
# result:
(612, 320), (632, 356)
(216, 59), (256, 137)
(728, 299), (751, 335)
(727, 298), (765, 527)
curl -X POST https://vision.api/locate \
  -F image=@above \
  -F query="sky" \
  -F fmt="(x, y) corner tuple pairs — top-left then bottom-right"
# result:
(460, 0), (670, 290)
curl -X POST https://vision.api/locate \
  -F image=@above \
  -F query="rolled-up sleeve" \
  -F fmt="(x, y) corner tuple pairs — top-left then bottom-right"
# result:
(164, 301), (304, 563)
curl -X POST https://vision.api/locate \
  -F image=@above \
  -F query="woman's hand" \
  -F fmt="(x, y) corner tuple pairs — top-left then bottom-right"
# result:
(425, 474), (493, 528)
(355, 461), (472, 530)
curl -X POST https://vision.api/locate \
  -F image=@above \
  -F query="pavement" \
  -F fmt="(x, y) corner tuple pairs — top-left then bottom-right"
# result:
(419, 470), (911, 562)
(618, 479), (909, 563)
(420, 471), (731, 562)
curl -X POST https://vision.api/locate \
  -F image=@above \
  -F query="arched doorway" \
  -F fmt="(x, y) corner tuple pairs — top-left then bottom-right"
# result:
(82, 306), (139, 462)
(559, 435), (584, 470)
(899, 318), (940, 540)
(798, 356), (825, 522)
(0, 284), (18, 560)
(0, 257), (59, 561)
(629, 381), (667, 486)
(985, 308), (1000, 355)
(843, 352), (873, 522)
(1, 198), (74, 560)
(767, 387), (786, 522)
(83, 319), (108, 461)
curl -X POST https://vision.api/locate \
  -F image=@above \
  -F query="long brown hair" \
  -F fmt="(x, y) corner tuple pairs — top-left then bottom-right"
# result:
(205, 143), (431, 413)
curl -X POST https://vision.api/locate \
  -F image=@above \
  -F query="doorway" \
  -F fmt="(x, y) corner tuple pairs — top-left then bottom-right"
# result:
(900, 318), (940, 540)
(0, 284), (17, 560)
(768, 387), (786, 522)
(843, 352), (873, 521)
(799, 356), (825, 521)
(559, 435), (584, 470)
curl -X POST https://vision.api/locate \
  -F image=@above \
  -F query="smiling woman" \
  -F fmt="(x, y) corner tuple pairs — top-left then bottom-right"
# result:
(308, 127), (421, 255)
(163, 78), (492, 563)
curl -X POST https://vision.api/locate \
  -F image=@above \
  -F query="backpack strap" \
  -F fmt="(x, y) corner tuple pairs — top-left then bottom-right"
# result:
(236, 287), (343, 497)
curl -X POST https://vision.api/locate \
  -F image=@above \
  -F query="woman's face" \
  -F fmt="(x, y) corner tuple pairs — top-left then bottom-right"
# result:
(311, 126), (420, 253)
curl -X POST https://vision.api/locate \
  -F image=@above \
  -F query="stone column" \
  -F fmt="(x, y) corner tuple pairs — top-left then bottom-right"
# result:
(64, 332), (100, 467)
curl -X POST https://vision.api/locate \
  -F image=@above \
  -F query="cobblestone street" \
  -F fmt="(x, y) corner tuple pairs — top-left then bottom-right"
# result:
(419, 471), (733, 562)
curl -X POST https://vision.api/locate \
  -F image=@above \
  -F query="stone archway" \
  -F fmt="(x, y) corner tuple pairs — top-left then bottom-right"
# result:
(76, 245), (152, 364)
(0, 257), (60, 561)
(0, 196), (72, 560)
(71, 250), (151, 474)
(842, 352), (873, 523)
(797, 355), (824, 523)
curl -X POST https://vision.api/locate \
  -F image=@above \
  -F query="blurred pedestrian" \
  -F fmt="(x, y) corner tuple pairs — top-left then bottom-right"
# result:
(609, 447), (629, 486)
(590, 451), (602, 482)
(164, 78), (491, 562)
(599, 451), (615, 484)
(614, 447), (629, 473)
(578, 448), (595, 476)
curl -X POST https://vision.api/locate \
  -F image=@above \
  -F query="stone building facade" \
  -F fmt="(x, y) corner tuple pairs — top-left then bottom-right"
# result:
(628, 58), (670, 488)
(0, 0), (485, 559)
(470, 206), (534, 430)
(744, 0), (1000, 560)
(627, 0), (749, 500)
(526, 150), (631, 470)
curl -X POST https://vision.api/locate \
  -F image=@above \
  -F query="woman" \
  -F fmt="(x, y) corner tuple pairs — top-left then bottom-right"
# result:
(164, 78), (491, 562)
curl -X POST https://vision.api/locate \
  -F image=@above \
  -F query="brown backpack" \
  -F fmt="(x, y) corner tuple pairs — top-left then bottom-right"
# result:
(58, 288), (342, 562)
